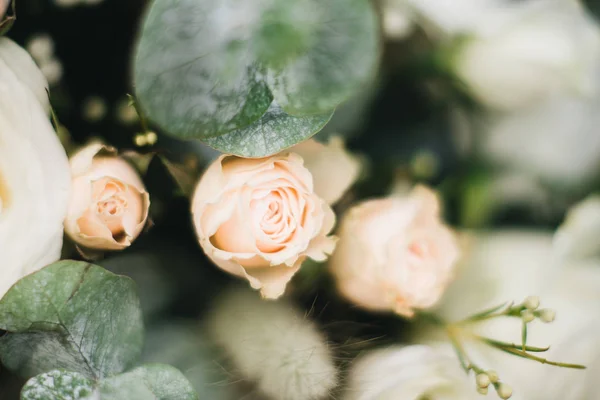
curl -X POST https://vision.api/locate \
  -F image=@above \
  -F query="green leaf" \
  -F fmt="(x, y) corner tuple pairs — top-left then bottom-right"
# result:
(21, 365), (199, 400)
(99, 364), (198, 400)
(134, 0), (273, 139)
(204, 102), (333, 157)
(266, 0), (379, 115)
(133, 0), (379, 155)
(21, 370), (95, 400)
(0, 261), (144, 379)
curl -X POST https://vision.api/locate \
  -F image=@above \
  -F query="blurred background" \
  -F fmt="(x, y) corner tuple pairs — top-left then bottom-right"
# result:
(3, 0), (600, 398)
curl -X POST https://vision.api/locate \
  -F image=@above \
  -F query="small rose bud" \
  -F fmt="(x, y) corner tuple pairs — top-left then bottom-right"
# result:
(477, 386), (489, 395)
(0, 0), (9, 18)
(538, 308), (556, 323)
(496, 383), (513, 399)
(487, 370), (499, 383)
(524, 296), (540, 310)
(521, 309), (535, 323)
(476, 373), (491, 388)
(64, 143), (150, 251)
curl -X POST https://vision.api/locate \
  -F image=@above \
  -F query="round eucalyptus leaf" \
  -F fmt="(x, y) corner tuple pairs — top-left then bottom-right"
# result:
(133, 0), (379, 155)
(21, 370), (95, 400)
(266, 0), (380, 116)
(203, 102), (333, 157)
(0, 261), (143, 379)
(100, 364), (198, 400)
(134, 0), (273, 139)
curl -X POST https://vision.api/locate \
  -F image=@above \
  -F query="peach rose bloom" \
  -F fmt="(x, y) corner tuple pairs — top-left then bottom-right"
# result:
(64, 143), (150, 251)
(192, 138), (360, 299)
(329, 186), (459, 317)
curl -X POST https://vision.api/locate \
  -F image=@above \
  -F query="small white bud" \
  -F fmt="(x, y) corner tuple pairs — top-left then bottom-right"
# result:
(477, 386), (489, 395)
(146, 131), (158, 145)
(524, 296), (540, 310)
(539, 309), (556, 323)
(497, 383), (513, 399)
(134, 134), (148, 147)
(521, 309), (535, 323)
(487, 370), (499, 383)
(476, 373), (491, 388)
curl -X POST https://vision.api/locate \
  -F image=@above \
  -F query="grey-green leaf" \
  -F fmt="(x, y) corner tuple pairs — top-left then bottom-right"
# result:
(21, 370), (95, 400)
(100, 364), (198, 400)
(204, 102), (333, 157)
(21, 365), (199, 400)
(133, 0), (379, 155)
(134, 0), (273, 139)
(266, 0), (380, 115)
(0, 261), (144, 379)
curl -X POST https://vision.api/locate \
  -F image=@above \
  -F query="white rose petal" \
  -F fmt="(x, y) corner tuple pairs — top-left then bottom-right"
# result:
(0, 38), (70, 298)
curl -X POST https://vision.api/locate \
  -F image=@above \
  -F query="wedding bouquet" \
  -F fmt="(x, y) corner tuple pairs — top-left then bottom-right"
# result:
(1, 0), (600, 398)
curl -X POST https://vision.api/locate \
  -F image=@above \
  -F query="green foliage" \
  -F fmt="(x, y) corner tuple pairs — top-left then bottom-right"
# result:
(134, 0), (379, 156)
(21, 365), (198, 400)
(0, 261), (198, 399)
(0, 261), (143, 379)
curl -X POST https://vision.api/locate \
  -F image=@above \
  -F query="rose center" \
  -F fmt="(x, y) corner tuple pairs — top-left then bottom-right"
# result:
(0, 168), (10, 215)
(93, 181), (129, 235)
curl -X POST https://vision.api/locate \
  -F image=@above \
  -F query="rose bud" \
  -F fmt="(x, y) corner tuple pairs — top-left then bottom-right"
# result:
(329, 186), (460, 317)
(64, 142), (150, 252)
(191, 138), (359, 299)
(0, 0), (9, 19)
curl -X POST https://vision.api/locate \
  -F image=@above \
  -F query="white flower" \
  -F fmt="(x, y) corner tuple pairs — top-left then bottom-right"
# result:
(0, 38), (70, 298)
(479, 95), (600, 188)
(344, 344), (476, 400)
(431, 229), (600, 400)
(452, 0), (600, 110)
(554, 195), (600, 260)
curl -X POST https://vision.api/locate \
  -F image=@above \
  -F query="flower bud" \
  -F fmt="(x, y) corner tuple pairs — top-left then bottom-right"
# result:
(476, 373), (491, 388)
(524, 296), (540, 310)
(477, 386), (488, 395)
(538, 308), (556, 323)
(64, 143), (150, 251)
(486, 370), (499, 383)
(496, 383), (513, 399)
(521, 309), (535, 323)
(0, 0), (9, 18)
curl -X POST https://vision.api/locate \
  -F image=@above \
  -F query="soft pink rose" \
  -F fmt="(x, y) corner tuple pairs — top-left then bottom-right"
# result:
(64, 143), (150, 251)
(191, 138), (359, 299)
(329, 186), (460, 317)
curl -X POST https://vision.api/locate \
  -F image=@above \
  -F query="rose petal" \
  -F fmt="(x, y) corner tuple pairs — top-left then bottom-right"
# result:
(291, 137), (361, 205)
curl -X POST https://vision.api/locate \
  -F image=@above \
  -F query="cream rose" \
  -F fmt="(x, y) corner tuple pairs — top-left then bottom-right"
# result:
(0, 38), (70, 298)
(329, 186), (459, 317)
(64, 143), (150, 251)
(191, 138), (359, 299)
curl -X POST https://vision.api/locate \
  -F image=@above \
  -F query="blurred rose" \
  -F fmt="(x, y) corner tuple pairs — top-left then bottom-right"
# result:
(191, 138), (358, 299)
(428, 225), (600, 399)
(65, 143), (150, 251)
(344, 344), (475, 400)
(0, 38), (70, 297)
(329, 186), (460, 317)
(0, 0), (8, 19)
(453, 0), (600, 110)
